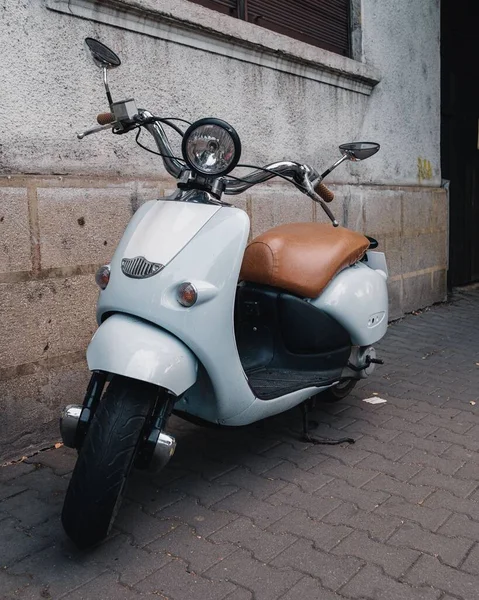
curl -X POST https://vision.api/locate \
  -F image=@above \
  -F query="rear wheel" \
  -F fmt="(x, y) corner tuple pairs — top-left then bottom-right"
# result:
(61, 375), (156, 548)
(320, 379), (358, 403)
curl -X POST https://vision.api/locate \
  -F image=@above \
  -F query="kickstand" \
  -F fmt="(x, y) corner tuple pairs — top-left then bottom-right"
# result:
(300, 402), (355, 446)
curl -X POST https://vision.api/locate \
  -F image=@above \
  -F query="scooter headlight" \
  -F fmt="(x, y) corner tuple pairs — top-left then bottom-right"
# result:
(182, 118), (241, 177)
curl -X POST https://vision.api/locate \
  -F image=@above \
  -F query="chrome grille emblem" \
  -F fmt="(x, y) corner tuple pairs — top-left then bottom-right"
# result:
(121, 256), (164, 279)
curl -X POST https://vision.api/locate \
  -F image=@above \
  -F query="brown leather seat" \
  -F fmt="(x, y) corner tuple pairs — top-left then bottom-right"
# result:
(240, 222), (370, 298)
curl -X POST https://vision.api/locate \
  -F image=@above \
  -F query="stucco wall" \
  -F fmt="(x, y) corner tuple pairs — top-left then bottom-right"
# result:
(0, 0), (445, 460)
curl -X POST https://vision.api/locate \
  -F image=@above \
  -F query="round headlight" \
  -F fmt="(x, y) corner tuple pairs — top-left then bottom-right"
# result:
(182, 118), (241, 177)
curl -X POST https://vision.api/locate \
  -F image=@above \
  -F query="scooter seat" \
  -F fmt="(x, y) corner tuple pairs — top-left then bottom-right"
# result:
(240, 222), (369, 298)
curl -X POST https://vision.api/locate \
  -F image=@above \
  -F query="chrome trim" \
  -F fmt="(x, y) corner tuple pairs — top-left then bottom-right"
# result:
(60, 404), (82, 448)
(149, 432), (176, 472)
(140, 109), (184, 178)
(121, 256), (164, 279)
(223, 161), (304, 195)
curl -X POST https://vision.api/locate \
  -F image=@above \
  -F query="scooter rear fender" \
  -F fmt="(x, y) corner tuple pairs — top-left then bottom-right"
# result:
(86, 313), (198, 395)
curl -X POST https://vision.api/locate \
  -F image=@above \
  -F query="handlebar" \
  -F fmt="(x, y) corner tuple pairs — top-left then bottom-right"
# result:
(77, 107), (338, 225)
(314, 181), (334, 203)
(97, 112), (116, 125)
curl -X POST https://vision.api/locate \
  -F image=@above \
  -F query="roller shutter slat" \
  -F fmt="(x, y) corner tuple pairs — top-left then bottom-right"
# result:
(187, 0), (350, 56)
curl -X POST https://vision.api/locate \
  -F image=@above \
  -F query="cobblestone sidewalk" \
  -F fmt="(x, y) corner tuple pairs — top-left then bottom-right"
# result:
(2, 288), (479, 600)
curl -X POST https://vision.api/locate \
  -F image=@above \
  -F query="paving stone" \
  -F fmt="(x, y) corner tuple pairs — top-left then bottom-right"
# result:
(136, 558), (237, 600)
(352, 434), (412, 461)
(25, 447), (76, 476)
(460, 543), (479, 575)
(260, 442), (326, 470)
(266, 483), (342, 519)
(80, 533), (172, 587)
(364, 473), (433, 504)
(399, 448), (464, 475)
(0, 481), (30, 503)
(271, 538), (363, 591)
(309, 457), (378, 487)
(0, 490), (58, 528)
(340, 564), (441, 600)
(312, 443), (371, 466)
(222, 588), (254, 600)
(262, 461), (332, 493)
(355, 453), (422, 482)
(438, 513), (479, 541)
(0, 518), (52, 568)
(408, 467), (478, 497)
(213, 468), (287, 501)
(406, 554), (479, 599)
(204, 549), (302, 600)
(7, 544), (107, 597)
(424, 490), (479, 521)
(279, 576), (345, 600)
(212, 489), (293, 529)
(9, 467), (68, 505)
(65, 571), (144, 600)
(454, 461), (479, 481)
(114, 501), (180, 547)
(388, 522), (474, 567)
(332, 530), (420, 577)
(0, 462), (36, 483)
(208, 516), (297, 562)
(267, 508), (352, 550)
(323, 502), (402, 542)
(159, 497), (239, 537)
(314, 478), (390, 511)
(148, 523), (237, 573)
(376, 496), (451, 531)
(429, 428), (479, 452)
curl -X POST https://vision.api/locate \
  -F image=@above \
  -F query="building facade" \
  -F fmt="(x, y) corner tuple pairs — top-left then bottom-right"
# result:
(0, 0), (445, 460)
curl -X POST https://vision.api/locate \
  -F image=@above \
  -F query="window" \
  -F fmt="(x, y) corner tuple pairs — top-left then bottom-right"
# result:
(189, 0), (351, 57)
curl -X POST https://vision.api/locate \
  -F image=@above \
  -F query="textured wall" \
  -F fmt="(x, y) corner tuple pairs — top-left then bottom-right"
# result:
(0, 0), (445, 460)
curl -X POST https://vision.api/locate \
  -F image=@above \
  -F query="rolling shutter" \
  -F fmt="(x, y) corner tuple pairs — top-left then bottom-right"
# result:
(187, 0), (350, 56)
(190, 0), (238, 17)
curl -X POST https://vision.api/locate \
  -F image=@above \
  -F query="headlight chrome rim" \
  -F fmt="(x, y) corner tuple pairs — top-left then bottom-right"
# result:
(182, 117), (241, 177)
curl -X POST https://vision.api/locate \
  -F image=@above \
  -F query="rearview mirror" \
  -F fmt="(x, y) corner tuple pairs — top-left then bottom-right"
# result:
(339, 142), (380, 161)
(85, 38), (121, 69)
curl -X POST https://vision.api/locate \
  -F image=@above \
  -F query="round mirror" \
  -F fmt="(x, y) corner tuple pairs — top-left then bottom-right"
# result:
(85, 38), (121, 69)
(339, 142), (380, 161)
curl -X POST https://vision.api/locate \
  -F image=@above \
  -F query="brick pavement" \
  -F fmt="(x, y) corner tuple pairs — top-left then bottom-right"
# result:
(1, 287), (479, 600)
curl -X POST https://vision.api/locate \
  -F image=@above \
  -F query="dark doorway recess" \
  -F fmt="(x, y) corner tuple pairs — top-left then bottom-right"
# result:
(441, 0), (479, 286)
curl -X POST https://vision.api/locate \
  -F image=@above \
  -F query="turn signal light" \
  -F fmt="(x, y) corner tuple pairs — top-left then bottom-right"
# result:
(95, 265), (110, 290)
(177, 282), (197, 307)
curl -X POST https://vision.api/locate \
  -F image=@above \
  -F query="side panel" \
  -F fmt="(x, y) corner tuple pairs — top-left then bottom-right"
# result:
(310, 262), (389, 346)
(86, 314), (198, 395)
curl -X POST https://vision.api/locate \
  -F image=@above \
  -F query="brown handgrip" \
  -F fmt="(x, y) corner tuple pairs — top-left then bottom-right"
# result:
(314, 181), (334, 203)
(97, 112), (116, 125)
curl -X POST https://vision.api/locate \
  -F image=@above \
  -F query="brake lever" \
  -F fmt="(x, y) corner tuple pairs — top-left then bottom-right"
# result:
(77, 122), (116, 140)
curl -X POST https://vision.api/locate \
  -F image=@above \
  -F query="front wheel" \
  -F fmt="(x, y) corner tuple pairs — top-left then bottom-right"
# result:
(61, 375), (156, 548)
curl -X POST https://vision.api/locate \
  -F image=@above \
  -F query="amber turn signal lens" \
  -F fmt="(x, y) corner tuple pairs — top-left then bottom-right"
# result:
(177, 282), (197, 307)
(95, 265), (110, 290)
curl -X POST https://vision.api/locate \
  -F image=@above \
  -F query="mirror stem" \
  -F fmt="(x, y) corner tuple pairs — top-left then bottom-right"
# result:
(103, 67), (113, 108)
(320, 154), (348, 181)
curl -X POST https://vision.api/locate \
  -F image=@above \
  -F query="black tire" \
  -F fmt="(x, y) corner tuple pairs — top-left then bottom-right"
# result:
(320, 379), (358, 403)
(61, 375), (156, 548)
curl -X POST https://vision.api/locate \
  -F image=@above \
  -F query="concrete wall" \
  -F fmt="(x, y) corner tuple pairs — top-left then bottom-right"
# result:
(0, 0), (445, 460)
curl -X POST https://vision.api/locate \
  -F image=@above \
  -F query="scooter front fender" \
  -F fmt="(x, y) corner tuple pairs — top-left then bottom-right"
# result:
(86, 314), (198, 395)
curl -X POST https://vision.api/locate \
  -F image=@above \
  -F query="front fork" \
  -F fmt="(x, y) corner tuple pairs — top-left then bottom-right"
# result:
(60, 372), (176, 472)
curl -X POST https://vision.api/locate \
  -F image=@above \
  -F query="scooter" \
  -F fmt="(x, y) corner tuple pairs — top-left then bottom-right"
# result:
(59, 38), (388, 548)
